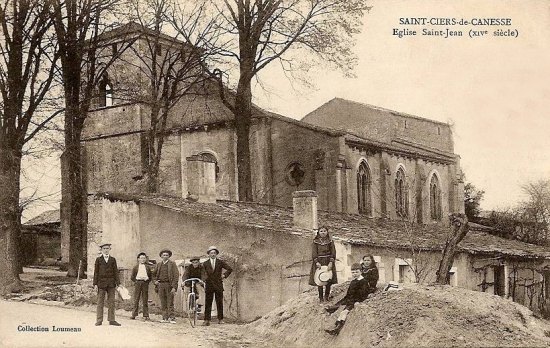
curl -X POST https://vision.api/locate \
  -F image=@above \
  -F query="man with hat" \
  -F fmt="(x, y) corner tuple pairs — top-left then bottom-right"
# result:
(93, 243), (121, 326)
(182, 256), (206, 312)
(154, 249), (180, 323)
(202, 246), (233, 326)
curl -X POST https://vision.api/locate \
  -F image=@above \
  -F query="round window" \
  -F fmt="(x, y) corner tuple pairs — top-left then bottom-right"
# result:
(285, 162), (305, 187)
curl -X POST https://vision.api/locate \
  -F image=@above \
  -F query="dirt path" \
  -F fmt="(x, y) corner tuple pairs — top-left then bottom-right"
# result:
(0, 300), (270, 348)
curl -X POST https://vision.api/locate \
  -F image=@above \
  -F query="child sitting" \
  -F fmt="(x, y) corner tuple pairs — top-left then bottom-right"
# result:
(324, 261), (378, 335)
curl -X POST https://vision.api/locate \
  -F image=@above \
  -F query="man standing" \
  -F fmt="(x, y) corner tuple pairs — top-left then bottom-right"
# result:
(154, 249), (179, 323)
(93, 243), (121, 326)
(202, 246), (233, 326)
(130, 252), (153, 320)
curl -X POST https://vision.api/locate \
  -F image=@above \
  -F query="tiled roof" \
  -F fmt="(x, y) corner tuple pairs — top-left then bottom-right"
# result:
(99, 193), (550, 260)
(24, 209), (60, 226)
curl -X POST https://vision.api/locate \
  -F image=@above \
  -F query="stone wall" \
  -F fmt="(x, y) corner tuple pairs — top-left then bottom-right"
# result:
(302, 98), (454, 153)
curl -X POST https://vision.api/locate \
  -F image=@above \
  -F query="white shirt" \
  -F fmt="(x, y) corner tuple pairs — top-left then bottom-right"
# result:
(136, 264), (149, 280)
(210, 258), (216, 270)
(103, 255), (109, 263)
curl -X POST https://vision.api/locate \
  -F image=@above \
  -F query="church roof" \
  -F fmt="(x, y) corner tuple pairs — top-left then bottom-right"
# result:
(98, 193), (550, 260)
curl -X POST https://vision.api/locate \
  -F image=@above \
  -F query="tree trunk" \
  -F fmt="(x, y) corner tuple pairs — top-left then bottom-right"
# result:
(233, 73), (253, 202)
(435, 213), (469, 284)
(0, 145), (23, 293)
(62, 102), (87, 278)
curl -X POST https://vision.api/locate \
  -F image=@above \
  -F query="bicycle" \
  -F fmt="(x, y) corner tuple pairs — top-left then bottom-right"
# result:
(182, 278), (205, 327)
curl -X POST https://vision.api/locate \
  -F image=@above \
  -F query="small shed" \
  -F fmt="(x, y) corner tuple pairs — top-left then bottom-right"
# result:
(22, 209), (61, 266)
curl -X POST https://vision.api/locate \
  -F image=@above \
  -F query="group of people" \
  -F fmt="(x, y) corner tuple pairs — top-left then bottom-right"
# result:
(309, 226), (379, 336)
(93, 244), (232, 326)
(93, 226), (378, 335)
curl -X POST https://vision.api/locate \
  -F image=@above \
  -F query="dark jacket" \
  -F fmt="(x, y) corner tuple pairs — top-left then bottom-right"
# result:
(182, 264), (206, 287)
(361, 267), (379, 291)
(336, 277), (371, 307)
(131, 263), (153, 282)
(202, 258), (233, 292)
(309, 238), (338, 286)
(154, 260), (180, 290)
(93, 255), (120, 289)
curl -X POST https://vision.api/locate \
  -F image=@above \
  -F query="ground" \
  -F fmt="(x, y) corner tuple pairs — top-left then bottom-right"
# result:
(0, 300), (263, 348)
(6, 268), (550, 347)
(250, 283), (550, 347)
(1, 268), (270, 348)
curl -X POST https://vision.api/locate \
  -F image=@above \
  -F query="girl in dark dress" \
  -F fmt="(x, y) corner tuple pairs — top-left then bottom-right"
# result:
(309, 226), (338, 302)
(360, 254), (379, 292)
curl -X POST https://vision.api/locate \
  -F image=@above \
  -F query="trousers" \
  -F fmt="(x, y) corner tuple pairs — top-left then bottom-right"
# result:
(204, 286), (223, 320)
(157, 282), (175, 320)
(132, 280), (150, 318)
(96, 287), (116, 322)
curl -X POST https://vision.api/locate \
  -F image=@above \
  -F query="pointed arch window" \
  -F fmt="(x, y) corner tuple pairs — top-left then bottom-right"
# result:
(357, 161), (372, 216)
(430, 174), (442, 220)
(395, 167), (409, 218)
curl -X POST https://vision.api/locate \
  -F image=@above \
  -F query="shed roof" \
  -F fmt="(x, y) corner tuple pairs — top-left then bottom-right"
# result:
(24, 209), (60, 226)
(99, 193), (550, 260)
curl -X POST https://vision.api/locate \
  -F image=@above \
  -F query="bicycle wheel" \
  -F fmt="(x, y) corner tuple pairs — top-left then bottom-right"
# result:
(187, 293), (196, 327)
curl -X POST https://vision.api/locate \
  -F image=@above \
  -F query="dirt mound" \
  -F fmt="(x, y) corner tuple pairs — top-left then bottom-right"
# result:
(249, 283), (550, 347)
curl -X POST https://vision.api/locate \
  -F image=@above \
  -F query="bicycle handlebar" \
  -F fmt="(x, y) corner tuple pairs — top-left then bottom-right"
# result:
(183, 278), (205, 286)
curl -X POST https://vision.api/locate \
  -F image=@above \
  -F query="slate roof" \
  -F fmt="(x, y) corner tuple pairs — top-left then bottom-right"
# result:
(99, 193), (550, 260)
(24, 209), (60, 226)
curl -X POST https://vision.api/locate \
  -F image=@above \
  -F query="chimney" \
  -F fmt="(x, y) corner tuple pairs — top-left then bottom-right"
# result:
(186, 155), (216, 203)
(292, 190), (318, 231)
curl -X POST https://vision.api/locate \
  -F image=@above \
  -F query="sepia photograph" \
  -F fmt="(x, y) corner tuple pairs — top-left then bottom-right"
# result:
(1, 0), (549, 347)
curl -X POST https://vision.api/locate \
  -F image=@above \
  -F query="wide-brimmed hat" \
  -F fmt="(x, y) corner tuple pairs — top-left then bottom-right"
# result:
(159, 249), (173, 257)
(99, 243), (112, 248)
(206, 246), (219, 255)
(314, 266), (333, 286)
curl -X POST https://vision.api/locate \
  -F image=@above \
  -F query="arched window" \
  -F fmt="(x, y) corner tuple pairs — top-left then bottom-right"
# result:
(98, 74), (113, 107)
(357, 161), (372, 216)
(430, 174), (442, 220)
(395, 167), (408, 218)
(198, 152), (220, 182)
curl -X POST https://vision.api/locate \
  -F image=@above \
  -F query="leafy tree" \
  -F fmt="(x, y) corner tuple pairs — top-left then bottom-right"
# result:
(464, 182), (484, 221)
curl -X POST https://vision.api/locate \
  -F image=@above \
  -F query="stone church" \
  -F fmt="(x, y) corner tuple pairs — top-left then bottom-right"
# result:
(78, 24), (550, 321)
(82, 23), (464, 225)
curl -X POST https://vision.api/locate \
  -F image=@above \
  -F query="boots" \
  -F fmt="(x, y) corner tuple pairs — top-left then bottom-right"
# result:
(318, 286), (324, 303)
(325, 320), (344, 336)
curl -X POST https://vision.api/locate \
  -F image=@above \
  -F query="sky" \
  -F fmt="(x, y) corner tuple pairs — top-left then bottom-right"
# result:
(250, 0), (550, 211)
(22, 0), (550, 221)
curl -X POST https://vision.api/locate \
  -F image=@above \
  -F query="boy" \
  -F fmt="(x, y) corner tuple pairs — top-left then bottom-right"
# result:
(154, 249), (179, 323)
(130, 252), (152, 320)
(324, 263), (371, 335)
(182, 256), (205, 312)
(93, 243), (121, 326)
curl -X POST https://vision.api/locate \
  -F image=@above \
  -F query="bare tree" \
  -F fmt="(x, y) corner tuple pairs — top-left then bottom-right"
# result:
(51, 0), (132, 277)
(435, 213), (469, 285)
(0, 0), (59, 293)
(119, 0), (214, 192)
(172, 0), (370, 201)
